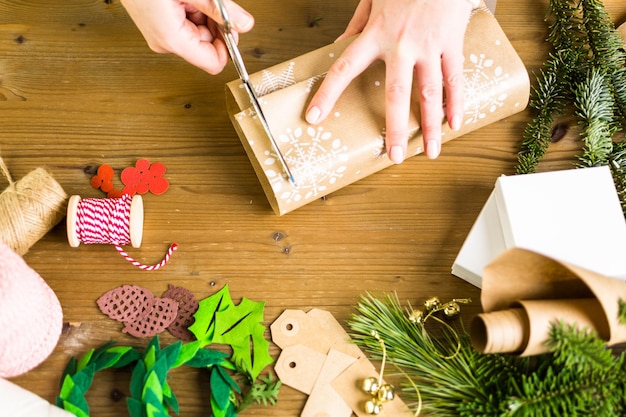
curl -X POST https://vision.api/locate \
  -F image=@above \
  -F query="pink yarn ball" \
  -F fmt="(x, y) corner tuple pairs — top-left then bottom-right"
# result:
(0, 241), (63, 378)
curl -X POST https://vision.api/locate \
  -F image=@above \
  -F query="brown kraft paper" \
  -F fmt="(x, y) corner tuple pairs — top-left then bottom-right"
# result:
(226, 6), (530, 215)
(470, 248), (626, 356)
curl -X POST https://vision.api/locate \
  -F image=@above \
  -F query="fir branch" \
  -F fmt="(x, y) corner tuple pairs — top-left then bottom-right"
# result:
(580, 0), (626, 70)
(548, 321), (615, 371)
(608, 140), (626, 215)
(515, 0), (626, 213)
(573, 68), (616, 166)
(612, 68), (626, 131)
(516, 62), (568, 174)
(235, 373), (281, 412)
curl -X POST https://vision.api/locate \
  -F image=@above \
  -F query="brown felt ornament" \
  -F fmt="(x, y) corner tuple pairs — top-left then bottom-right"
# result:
(162, 285), (199, 341)
(97, 285), (155, 323)
(122, 297), (179, 338)
(97, 285), (180, 338)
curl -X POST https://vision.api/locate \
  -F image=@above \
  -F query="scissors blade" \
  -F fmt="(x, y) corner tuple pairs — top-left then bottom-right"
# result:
(215, 0), (297, 186)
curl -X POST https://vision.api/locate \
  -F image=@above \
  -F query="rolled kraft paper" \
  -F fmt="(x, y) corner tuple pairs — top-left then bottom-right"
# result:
(0, 241), (63, 378)
(481, 248), (626, 347)
(0, 161), (68, 255)
(471, 298), (607, 356)
(226, 7), (530, 215)
(0, 378), (74, 417)
(619, 22), (626, 46)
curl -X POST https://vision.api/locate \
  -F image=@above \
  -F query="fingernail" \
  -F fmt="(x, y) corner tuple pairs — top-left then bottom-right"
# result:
(237, 13), (254, 31)
(389, 146), (405, 164)
(306, 106), (321, 124)
(451, 114), (462, 131)
(426, 140), (440, 159)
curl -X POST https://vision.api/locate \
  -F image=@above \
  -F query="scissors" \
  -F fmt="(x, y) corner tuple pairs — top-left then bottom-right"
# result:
(213, 0), (297, 186)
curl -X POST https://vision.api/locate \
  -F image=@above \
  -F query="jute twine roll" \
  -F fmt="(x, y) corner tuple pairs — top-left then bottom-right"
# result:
(0, 157), (68, 255)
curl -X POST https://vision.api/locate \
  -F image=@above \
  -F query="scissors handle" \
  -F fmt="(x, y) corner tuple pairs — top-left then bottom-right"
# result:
(213, 0), (297, 186)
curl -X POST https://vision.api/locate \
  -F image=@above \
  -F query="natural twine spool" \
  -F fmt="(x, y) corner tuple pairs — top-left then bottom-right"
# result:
(0, 157), (68, 255)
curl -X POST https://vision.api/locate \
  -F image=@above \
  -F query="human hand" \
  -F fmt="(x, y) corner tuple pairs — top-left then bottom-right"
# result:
(121, 0), (254, 75)
(305, 0), (473, 162)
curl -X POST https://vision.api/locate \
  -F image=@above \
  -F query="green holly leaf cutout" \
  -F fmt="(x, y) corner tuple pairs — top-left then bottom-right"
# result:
(189, 285), (274, 381)
(188, 284), (234, 343)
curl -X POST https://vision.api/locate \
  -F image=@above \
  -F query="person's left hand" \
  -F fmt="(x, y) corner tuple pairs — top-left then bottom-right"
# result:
(305, 0), (472, 163)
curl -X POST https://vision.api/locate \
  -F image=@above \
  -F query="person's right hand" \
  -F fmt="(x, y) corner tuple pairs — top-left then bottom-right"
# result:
(121, 0), (254, 74)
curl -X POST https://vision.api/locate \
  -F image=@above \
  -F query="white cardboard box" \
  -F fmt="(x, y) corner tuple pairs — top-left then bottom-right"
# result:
(452, 166), (626, 287)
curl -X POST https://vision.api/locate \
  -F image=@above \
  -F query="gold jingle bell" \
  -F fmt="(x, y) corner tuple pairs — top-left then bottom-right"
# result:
(361, 376), (380, 395)
(377, 383), (396, 402)
(408, 309), (424, 324)
(424, 296), (440, 311)
(365, 398), (383, 415)
(443, 301), (461, 318)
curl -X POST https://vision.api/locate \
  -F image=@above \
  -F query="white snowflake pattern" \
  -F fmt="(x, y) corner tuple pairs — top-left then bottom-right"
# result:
(255, 62), (296, 97)
(463, 48), (510, 124)
(264, 126), (348, 206)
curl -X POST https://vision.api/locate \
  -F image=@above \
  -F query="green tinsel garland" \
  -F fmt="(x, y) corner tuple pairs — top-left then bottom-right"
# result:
(516, 0), (626, 215)
(348, 292), (626, 417)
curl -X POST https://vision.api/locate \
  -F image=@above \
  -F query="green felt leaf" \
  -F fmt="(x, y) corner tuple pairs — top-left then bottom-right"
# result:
(90, 341), (116, 366)
(210, 366), (233, 410)
(188, 284), (234, 343)
(130, 360), (147, 400)
(62, 400), (90, 417)
(211, 394), (228, 417)
(142, 387), (166, 415)
(144, 345), (157, 371)
(214, 363), (240, 394)
(172, 340), (201, 368)
(142, 370), (164, 404)
(58, 375), (76, 404)
(67, 382), (90, 415)
(150, 356), (171, 387)
(160, 341), (182, 369)
(76, 348), (95, 372)
(226, 400), (238, 417)
(146, 400), (167, 417)
(162, 383), (179, 415)
(186, 348), (229, 368)
(126, 397), (145, 417)
(60, 357), (77, 382)
(146, 336), (161, 356)
(72, 366), (96, 393)
(112, 346), (141, 368)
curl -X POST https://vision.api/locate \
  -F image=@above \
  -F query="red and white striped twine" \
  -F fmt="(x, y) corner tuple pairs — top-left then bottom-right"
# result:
(75, 194), (177, 270)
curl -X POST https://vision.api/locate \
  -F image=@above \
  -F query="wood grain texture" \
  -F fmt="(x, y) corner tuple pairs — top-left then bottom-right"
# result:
(2, 0), (626, 416)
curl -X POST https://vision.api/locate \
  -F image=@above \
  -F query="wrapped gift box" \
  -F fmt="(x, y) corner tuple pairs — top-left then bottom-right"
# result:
(226, 6), (530, 215)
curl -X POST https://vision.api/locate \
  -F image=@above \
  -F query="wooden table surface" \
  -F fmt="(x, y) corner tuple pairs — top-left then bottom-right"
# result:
(2, 0), (626, 416)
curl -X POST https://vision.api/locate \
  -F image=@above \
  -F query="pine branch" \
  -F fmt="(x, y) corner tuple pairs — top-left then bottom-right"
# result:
(349, 293), (626, 416)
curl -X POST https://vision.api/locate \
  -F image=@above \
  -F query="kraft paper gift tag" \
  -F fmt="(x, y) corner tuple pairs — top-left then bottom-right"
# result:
(470, 248), (626, 356)
(226, 6), (530, 215)
(271, 309), (413, 417)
